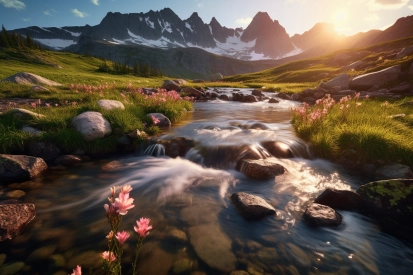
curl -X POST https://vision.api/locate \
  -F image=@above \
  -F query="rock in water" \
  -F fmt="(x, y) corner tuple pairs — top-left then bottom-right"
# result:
(303, 203), (342, 226)
(0, 203), (36, 241)
(188, 223), (236, 272)
(0, 154), (48, 183)
(238, 158), (285, 180)
(314, 188), (362, 210)
(231, 192), (276, 219)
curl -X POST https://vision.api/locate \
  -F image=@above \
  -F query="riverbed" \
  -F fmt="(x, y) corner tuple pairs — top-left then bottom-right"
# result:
(1, 88), (413, 275)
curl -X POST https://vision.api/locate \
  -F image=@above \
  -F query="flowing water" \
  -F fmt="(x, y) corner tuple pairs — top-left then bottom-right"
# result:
(1, 88), (413, 275)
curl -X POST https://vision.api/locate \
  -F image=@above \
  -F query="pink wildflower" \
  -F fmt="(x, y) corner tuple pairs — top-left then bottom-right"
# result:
(114, 192), (134, 215)
(116, 231), (130, 245)
(30, 102), (36, 108)
(70, 265), (81, 275)
(102, 251), (116, 262)
(45, 103), (51, 107)
(134, 217), (153, 237)
(151, 115), (161, 125)
(121, 184), (132, 194)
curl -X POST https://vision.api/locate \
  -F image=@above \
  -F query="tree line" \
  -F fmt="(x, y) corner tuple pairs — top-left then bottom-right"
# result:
(0, 25), (42, 50)
(98, 60), (164, 77)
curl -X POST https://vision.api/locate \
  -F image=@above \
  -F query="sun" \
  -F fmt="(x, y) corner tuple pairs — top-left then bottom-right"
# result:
(334, 11), (347, 24)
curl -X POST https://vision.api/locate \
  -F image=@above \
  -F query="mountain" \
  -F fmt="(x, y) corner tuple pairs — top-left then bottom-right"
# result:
(12, 8), (298, 61)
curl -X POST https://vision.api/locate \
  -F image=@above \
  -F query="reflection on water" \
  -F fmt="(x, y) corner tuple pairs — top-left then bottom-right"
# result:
(1, 88), (413, 274)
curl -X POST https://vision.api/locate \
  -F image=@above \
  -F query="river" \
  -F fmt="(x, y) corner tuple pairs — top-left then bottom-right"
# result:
(1, 88), (412, 275)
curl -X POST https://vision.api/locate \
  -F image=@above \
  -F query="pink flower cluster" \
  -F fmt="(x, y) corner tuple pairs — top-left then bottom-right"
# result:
(104, 185), (135, 216)
(151, 115), (161, 125)
(134, 218), (153, 237)
(70, 265), (81, 275)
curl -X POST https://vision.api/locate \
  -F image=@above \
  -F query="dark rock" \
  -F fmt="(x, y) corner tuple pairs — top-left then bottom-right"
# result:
(313, 91), (325, 99)
(251, 89), (264, 96)
(375, 163), (413, 179)
(303, 203), (342, 226)
(162, 80), (181, 92)
(324, 74), (350, 90)
(276, 93), (291, 100)
(0, 154), (48, 183)
(303, 97), (316, 105)
(242, 94), (258, 103)
(261, 141), (293, 158)
(290, 93), (301, 101)
(231, 192), (276, 219)
(232, 92), (244, 101)
(268, 98), (279, 103)
(388, 84), (413, 94)
(209, 92), (218, 98)
(181, 87), (205, 99)
(314, 188), (362, 210)
(0, 202), (36, 241)
(54, 155), (82, 166)
(356, 179), (413, 227)
(27, 141), (61, 161)
(248, 122), (270, 130)
(156, 137), (194, 158)
(218, 94), (229, 101)
(147, 113), (171, 126)
(237, 158), (285, 180)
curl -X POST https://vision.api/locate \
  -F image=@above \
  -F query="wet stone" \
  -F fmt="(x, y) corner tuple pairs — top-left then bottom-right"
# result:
(172, 258), (193, 274)
(303, 203), (342, 227)
(286, 243), (311, 266)
(231, 192), (276, 220)
(0, 261), (25, 275)
(0, 203), (36, 241)
(27, 245), (56, 262)
(0, 254), (6, 266)
(166, 229), (188, 244)
(6, 190), (25, 199)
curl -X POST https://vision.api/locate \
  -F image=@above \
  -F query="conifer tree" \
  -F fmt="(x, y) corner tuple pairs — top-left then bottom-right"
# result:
(1, 25), (11, 48)
(26, 32), (35, 49)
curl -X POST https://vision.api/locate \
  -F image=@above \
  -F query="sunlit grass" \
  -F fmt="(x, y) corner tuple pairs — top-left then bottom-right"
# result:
(292, 95), (413, 166)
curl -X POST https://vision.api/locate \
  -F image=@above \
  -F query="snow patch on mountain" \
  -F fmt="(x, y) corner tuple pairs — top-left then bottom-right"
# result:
(61, 28), (81, 37)
(281, 43), (303, 58)
(185, 22), (193, 32)
(39, 27), (52, 33)
(125, 29), (185, 48)
(145, 17), (155, 29)
(33, 38), (76, 49)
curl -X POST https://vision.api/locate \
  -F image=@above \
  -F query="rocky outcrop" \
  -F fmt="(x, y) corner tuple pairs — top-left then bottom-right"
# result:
(0, 202), (36, 241)
(162, 80), (182, 92)
(97, 99), (125, 110)
(238, 158), (285, 180)
(303, 203), (342, 226)
(147, 113), (171, 126)
(349, 65), (401, 90)
(231, 192), (276, 219)
(0, 154), (48, 183)
(1, 72), (62, 86)
(72, 111), (112, 141)
(181, 87), (205, 99)
(357, 179), (413, 227)
(324, 74), (349, 90)
(314, 188), (362, 210)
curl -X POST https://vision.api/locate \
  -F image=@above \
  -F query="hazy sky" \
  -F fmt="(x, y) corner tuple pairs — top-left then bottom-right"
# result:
(0, 0), (412, 36)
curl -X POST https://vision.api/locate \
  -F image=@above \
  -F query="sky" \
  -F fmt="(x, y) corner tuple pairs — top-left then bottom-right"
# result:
(0, 0), (412, 36)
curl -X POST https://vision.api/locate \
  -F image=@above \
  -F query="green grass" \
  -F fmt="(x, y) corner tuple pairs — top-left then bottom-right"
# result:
(0, 48), (194, 155)
(292, 96), (413, 166)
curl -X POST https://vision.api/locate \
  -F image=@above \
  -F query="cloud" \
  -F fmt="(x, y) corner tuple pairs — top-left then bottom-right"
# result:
(368, 0), (409, 9)
(408, 5), (413, 10)
(22, 18), (30, 22)
(284, 0), (306, 4)
(91, 0), (99, 5)
(197, 3), (204, 7)
(44, 9), (57, 16)
(44, 10), (51, 16)
(236, 17), (253, 27)
(72, 8), (88, 18)
(364, 13), (380, 23)
(0, 0), (25, 10)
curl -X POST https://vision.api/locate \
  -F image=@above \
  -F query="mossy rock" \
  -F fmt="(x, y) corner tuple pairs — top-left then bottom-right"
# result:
(356, 179), (413, 225)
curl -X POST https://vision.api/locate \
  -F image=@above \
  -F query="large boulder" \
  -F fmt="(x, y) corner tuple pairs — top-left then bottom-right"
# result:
(231, 192), (276, 219)
(162, 80), (182, 92)
(237, 158), (285, 180)
(0, 154), (48, 183)
(357, 179), (413, 226)
(1, 72), (62, 86)
(349, 65), (401, 90)
(97, 99), (125, 110)
(72, 111), (112, 141)
(343, 61), (366, 71)
(147, 113), (171, 126)
(260, 141), (293, 158)
(0, 202), (36, 241)
(242, 94), (258, 103)
(314, 188), (362, 210)
(303, 203), (342, 226)
(324, 74), (350, 90)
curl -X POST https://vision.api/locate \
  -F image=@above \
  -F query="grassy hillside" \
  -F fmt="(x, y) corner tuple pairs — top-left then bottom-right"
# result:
(224, 36), (413, 85)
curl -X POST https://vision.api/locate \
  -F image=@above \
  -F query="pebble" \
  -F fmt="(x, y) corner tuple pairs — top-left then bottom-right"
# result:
(27, 245), (57, 262)
(172, 258), (193, 274)
(6, 190), (25, 199)
(0, 262), (25, 275)
(0, 254), (6, 266)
